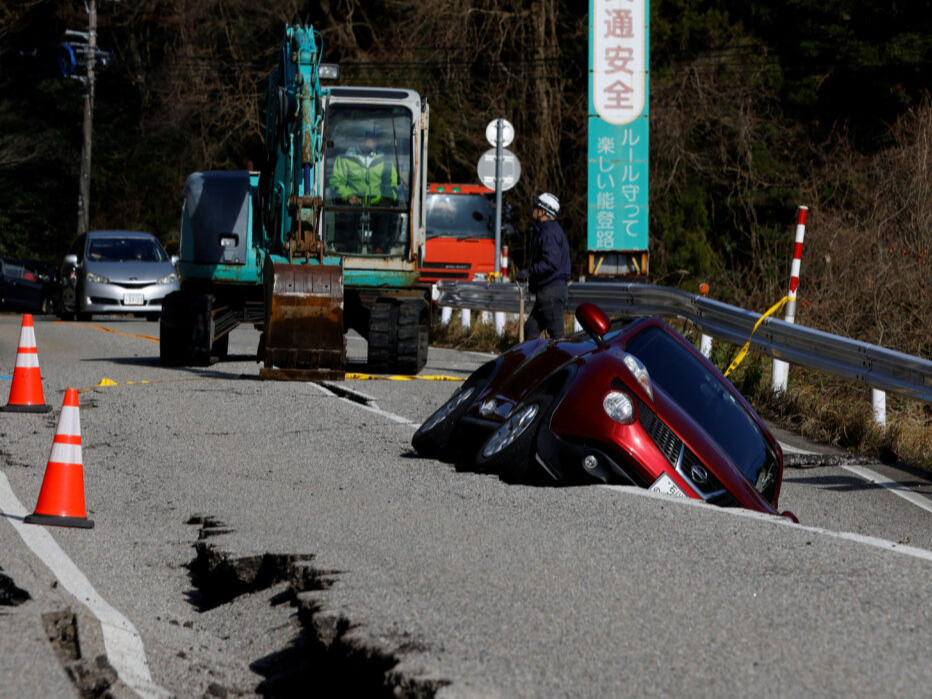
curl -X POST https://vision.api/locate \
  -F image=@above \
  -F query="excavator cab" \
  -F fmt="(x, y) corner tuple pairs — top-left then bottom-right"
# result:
(322, 105), (413, 257)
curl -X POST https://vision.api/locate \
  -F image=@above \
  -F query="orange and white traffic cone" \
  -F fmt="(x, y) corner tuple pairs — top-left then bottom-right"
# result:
(24, 388), (94, 529)
(2, 314), (52, 413)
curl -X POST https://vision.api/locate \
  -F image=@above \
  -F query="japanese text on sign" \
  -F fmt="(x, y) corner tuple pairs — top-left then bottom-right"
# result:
(592, 0), (646, 125)
(593, 128), (643, 248)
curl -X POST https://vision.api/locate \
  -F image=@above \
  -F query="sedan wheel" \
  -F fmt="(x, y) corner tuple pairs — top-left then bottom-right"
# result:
(481, 404), (539, 459)
(474, 392), (555, 483)
(411, 385), (477, 460)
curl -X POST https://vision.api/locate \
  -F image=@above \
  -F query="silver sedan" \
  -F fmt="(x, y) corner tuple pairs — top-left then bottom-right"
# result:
(59, 230), (179, 321)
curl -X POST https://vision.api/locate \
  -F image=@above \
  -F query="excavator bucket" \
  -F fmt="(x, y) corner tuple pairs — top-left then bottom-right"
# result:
(260, 260), (346, 380)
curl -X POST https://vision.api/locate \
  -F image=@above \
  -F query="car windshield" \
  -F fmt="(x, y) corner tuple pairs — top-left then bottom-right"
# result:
(426, 193), (494, 240)
(87, 237), (167, 263)
(623, 326), (773, 492)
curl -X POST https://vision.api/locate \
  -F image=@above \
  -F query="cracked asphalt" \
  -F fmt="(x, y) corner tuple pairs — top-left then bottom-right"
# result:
(1, 314), (930, 697)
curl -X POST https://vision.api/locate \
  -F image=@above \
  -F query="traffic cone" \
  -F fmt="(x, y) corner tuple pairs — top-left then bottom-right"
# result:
(2, 314), (52, 413)
(24, 388), (94, 529)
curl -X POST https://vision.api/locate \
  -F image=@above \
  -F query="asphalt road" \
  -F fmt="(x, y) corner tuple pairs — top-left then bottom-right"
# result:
(1, 314), (929, 697)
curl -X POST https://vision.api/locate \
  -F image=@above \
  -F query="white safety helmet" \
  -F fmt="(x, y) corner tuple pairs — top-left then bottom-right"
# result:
(534, 192), (560, 218)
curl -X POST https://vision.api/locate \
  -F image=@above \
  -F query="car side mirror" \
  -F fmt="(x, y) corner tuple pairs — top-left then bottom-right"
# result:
(575, 302), (611, 345)
(63, 254), (78, 266)
(171, 255), (180, 266)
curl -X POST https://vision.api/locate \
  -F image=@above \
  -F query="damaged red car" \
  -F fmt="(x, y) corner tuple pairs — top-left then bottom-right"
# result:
(413, 302), (797, 520)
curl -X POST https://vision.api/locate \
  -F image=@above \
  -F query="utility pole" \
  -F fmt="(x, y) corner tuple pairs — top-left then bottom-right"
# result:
(76, 0), (97, 237)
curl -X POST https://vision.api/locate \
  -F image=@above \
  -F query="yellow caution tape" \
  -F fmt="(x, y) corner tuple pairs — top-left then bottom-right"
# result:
(79, 377), (208, 394)
(724, 296), (788, 377)
(345, 373), (465, 382)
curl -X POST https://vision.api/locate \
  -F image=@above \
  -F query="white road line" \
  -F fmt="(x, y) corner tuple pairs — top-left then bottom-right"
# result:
(840, 464), (932, 515)
(600, 484), (932, 563)
(309, 381), (417, 426)
(0, 471), (169, 698)
(780, 441), (932, 515)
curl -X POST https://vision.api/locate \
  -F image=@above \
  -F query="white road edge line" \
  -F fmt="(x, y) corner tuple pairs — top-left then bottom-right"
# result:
(600, 484), (932, 563)
(309, 381), (417, 427)
(0, 471), (170, 698)
(840, 464), (932, 515)
(781, 442), (932, 515)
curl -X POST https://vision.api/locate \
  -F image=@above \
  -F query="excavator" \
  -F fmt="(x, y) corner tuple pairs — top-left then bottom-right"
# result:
(159, 22), (430, 379)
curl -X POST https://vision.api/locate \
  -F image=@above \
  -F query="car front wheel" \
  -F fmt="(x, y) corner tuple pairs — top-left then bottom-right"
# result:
(411, 384), (478, 460)
(474, 391), (556, 483)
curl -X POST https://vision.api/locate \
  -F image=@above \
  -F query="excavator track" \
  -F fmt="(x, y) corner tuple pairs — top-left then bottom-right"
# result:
(366, 297), (428, 374)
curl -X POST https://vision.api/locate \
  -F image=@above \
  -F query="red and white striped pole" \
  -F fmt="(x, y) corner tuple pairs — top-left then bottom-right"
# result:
(492, 245), (509, 336)
(772, 206), (807, 394)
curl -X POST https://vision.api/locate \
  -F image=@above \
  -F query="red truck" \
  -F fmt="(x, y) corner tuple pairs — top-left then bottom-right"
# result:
(420, 183), (513, 283)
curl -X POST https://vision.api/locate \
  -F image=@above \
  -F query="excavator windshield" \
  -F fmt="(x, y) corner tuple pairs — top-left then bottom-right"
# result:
(323, 105), (413, 256)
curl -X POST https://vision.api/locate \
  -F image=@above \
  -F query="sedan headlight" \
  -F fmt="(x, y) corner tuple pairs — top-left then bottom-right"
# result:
(602, 390), (635, 424)
(157, 272), (178, 285)
(623, 352), (653, 401)
(85, 272), (109, 284)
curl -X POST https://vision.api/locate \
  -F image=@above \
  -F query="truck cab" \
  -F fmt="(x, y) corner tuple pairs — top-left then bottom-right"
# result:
(420, 183), (511, 283)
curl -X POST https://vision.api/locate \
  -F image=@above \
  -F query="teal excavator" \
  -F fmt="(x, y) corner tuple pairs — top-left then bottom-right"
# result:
(160, 22), (430, 379)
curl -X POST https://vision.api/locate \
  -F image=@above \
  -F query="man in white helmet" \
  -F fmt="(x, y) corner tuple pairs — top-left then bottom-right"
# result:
(516, 192), (571, 340)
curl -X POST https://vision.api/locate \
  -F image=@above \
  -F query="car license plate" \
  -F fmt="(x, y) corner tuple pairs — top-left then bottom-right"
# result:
(123, 293), (144, 306)
(649, 473), (688, 498)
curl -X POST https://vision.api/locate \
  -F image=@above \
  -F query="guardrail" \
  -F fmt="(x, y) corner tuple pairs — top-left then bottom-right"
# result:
(437, 280), (932, 405)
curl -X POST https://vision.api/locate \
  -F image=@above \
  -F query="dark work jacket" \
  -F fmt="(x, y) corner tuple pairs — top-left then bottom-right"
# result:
(528, 219), (571, 292)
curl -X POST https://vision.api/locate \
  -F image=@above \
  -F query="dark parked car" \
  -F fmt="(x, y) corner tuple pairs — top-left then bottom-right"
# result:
(0, 258), (58, 314)
(413, 302), (797, 520)
(59, 230), (179, 321)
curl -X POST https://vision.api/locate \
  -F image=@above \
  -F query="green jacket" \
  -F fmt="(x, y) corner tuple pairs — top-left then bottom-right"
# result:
(330, 149), (398, 206)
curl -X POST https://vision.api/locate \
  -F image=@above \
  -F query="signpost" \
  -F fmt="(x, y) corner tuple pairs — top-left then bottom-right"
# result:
(477, 118), (520, 336)
(587, 0), (650, 277)
(476, 118), (520, 276)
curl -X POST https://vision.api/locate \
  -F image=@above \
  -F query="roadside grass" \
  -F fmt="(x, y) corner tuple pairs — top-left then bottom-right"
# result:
(431, 312), (932, 473)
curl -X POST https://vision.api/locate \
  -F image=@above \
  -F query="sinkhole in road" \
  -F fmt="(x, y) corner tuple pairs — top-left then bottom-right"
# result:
(41, 608), (119, 697)
(0, 566), (30, 606)
(185, 515), (450, 696)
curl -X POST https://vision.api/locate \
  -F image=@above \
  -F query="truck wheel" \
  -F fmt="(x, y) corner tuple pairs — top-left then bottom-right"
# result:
(211, 333), (229, 361)
(160, 292), (189, 366)
(160, 292), (213, 367)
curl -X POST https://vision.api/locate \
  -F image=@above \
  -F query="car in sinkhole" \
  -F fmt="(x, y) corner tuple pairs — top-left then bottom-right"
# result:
(412, 301), (797, 520)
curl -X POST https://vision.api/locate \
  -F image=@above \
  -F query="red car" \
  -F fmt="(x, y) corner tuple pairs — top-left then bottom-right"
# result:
(413, 302), (797, 520)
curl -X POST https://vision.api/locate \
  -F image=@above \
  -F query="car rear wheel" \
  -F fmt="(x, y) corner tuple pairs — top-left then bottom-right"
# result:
(474, 391), (556, 483)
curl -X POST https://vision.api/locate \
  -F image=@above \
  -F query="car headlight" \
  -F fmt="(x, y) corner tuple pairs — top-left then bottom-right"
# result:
(623, 352), (653, 401)
(85, 272), (109, 284)
(157, 272), (178, 285)
(602, 390), (635, 424)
